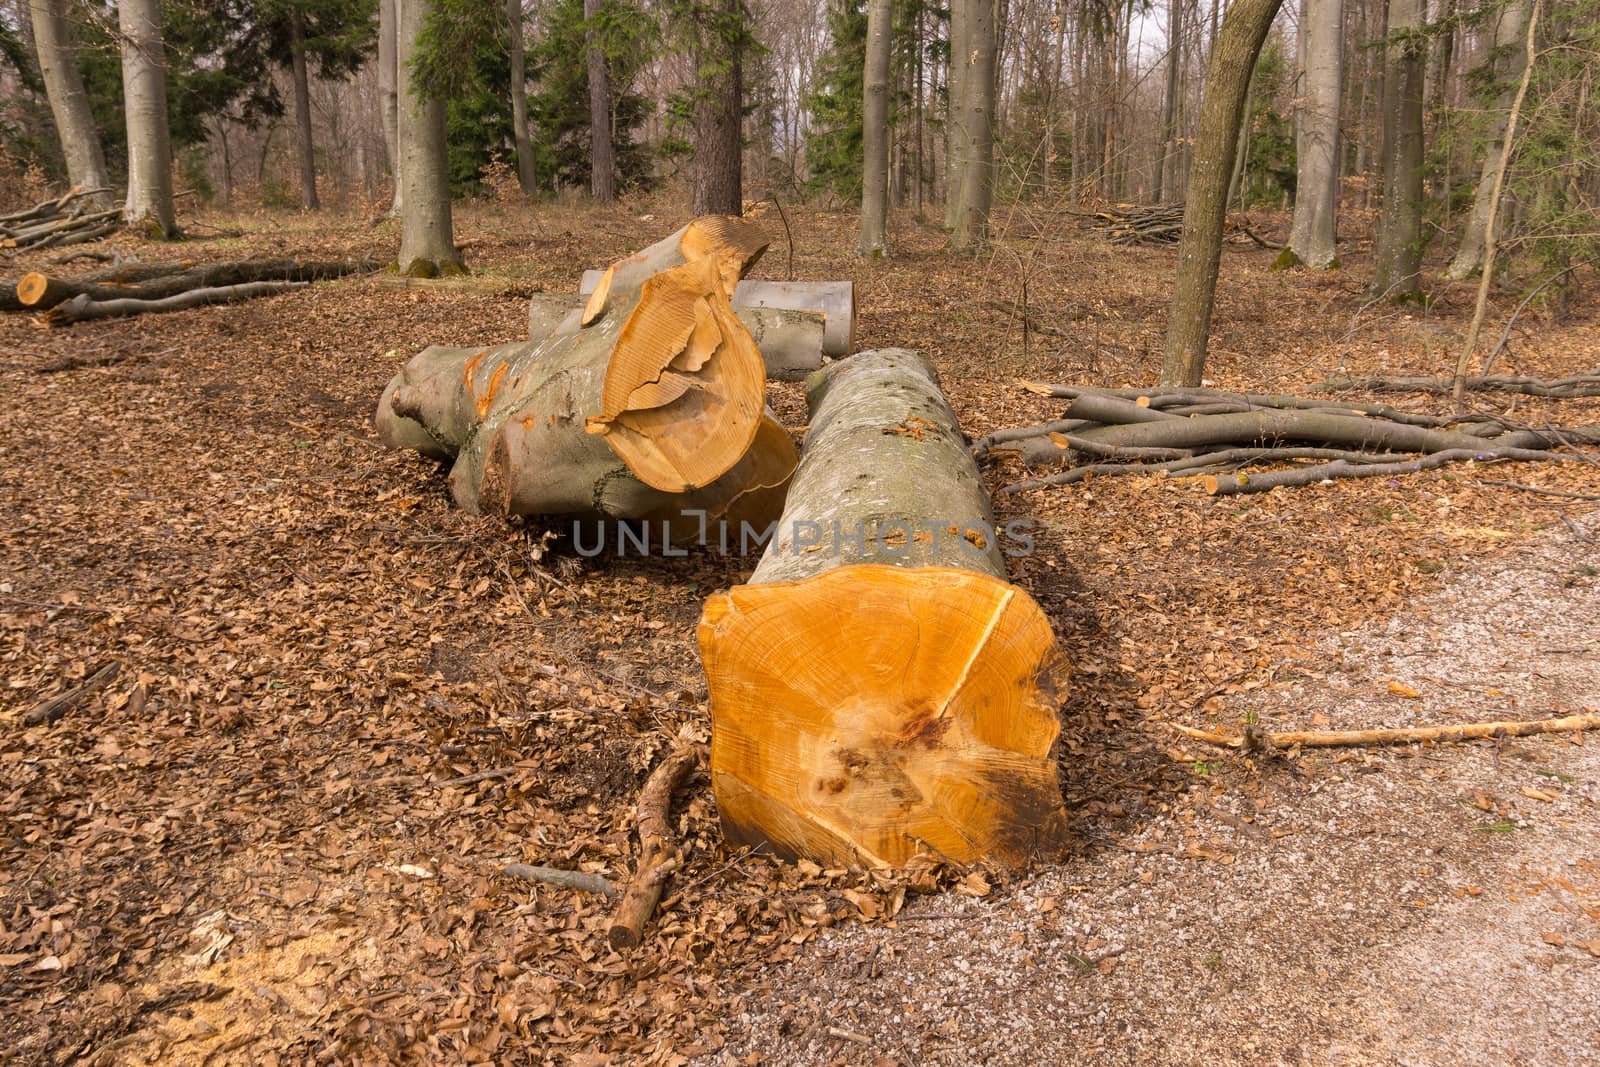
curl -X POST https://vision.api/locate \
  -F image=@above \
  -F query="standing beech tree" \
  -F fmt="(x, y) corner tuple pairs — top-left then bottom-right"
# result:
(119, 0), (178, 236)
(29, 0), (113, 208)
(397, 0), (462, 274)
(1445, 0), (1530, 280)
(378, 0), (402, 214)
(507, 0), (534, 192)
(948, 0), (993, 251)
(1160, 0), (1284, 386)
(856, 0), (890, 256)
(1371, 0), (1426, 300)
(1281, 0), (1341, 269)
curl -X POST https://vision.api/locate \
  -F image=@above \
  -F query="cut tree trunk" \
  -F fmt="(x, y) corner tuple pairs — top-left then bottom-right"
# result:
(44, 281), (310, 324)
(14, 258), (379, 314)
(377, 217), (791, 533)
(578, 272), (855, 357)
(697, 349), (1069, 870)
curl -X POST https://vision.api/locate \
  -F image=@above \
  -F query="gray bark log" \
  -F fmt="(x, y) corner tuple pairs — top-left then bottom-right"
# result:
(579, 272), (854, 357)
(749, 349), (1006, 584)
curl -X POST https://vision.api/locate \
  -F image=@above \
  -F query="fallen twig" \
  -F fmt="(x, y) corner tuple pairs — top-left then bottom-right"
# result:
(608, 737), (703, 950)
(1173, 711), (1600, 750)
(21, 661), (122, 727)
(502, 863), (617, 897)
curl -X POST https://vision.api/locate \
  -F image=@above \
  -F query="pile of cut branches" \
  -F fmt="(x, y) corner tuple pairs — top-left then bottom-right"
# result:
(1083, 203), (1184, 245)
(0, 188), (119, 253)
(0, 256), (379, 323)
(978, 383), (1600, 496)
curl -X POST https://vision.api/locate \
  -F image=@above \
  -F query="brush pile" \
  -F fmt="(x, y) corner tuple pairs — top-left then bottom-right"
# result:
(979, 383), (1600, 496)
(0, 188), (119, 253)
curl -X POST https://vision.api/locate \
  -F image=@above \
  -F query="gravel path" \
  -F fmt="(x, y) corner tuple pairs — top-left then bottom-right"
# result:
(712, 511), (1600, 1066)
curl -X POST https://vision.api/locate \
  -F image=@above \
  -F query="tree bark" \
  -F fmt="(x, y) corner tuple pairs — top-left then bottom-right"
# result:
(397, 0), (462, 276)
(857, 0), (891, 257)
(29, 0), (113, 211)
(1452, 0), (1539, 400)
(944, 1), (968, 231)
(1371, 0), (1426, 300)
(584, 0), (615, 202)
(288, 13), (320, 210)
(1159, 0), (1284, 386)
(951, 0), (994, 251)
(691, 0), (744, 216)
(508, 0), (535, 194)
(378, 0), (403, 216)
(1444, 0), (1529, 280)
(1284, 0), (1342, 268)
(117, 0), (177, 238)
(378, 218), (781, 525)
(1155, 0), (1184, 203)
(697, 348), (1069, 869)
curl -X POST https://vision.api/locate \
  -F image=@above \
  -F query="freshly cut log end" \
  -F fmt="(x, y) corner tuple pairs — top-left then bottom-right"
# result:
(588, 256), (767, 493)
(17, 272), (50, 306)
(647, 413), (798, 544)
(698, 564), (1069, 869)
(678, 214), (771, 297)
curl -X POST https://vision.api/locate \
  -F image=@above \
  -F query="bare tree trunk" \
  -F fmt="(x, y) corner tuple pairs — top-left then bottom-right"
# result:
(289, 13), (320, 210)
(691, 0), (744, 216)
(1285, 0), (1342, 267)
(858, 0), (891, 256)
(945, 1), (969, 230)
(1445, 0), (1529, 279)
(1155, 0), (1184, 203)
(508, 0), (535, 194)
(1453, 0), (1539, 400)
(1371, 0), (1425, 300)
(379, 0), (403, 216)
(1159, 0), (1285, 386)
(951, 0), (994, 251)
(584, 0), (615, 201)
(29, 0), (113, 210)
(397, 0), (462, 276)
(117, 0), (176, 237)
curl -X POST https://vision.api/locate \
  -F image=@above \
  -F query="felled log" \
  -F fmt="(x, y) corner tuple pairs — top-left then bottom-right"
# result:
(20, 661), (121, 727)
(377, 216), (791, 531)
(13, 258), (380, 314)
(1316, 372), (1600, 399)
(697, 349), (1069, 869)
(42, 281), (311, 324)
(564, 271), (853, 381)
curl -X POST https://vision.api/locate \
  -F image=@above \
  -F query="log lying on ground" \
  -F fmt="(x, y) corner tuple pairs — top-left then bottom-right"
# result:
(580, 270), (853, 353)
(697, 349), (1069, 869)
(1081, 203), (1184, 245)
(1316, 371), (1600, 399)
(42, 281), (312, 324)
(377, 216), (793, 532)
(0, 188), (119, 252)
(985, 384), (1598, 496)
(543, 273), (854, 381)
(10, 257), (380, 316)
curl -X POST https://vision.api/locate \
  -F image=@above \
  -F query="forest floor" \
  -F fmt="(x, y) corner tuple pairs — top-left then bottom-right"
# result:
(0, 195), (1597, 1066)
